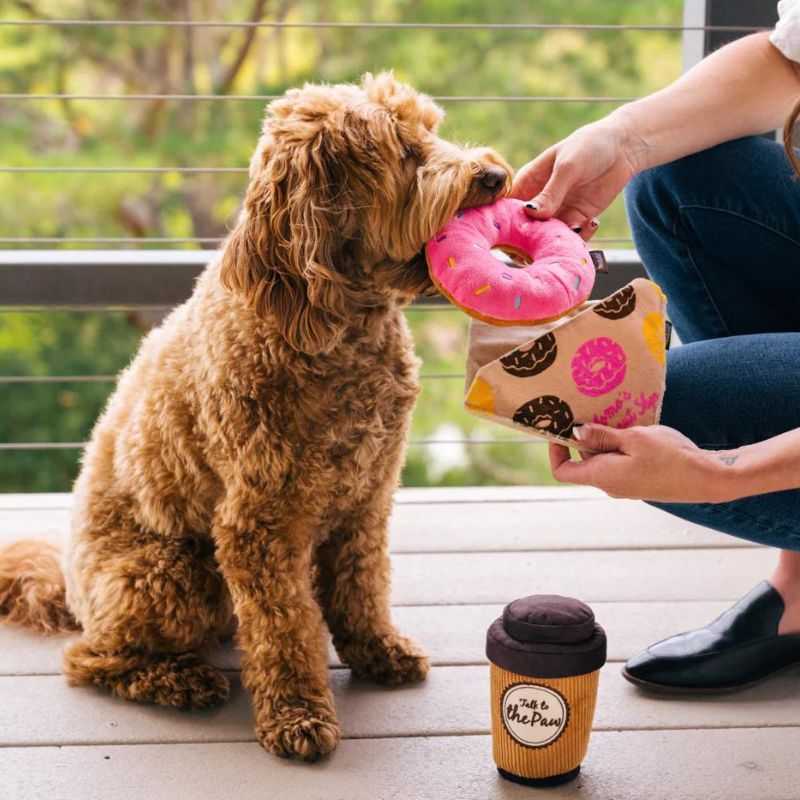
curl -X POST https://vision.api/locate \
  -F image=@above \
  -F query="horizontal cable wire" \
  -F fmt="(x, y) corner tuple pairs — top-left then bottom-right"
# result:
(0, 305), (179, 312)
(0, 93), (636, 103)
(0, 237), (225, 244)
(0, 166), (248, 174)
(0, 442), (86, 450)
(0, 438), (539, 450)
(0, 372), (464, 383)
(0, 375), (116, 384)
(0, 304), (458, 312)
(0, 236), (634, 244)
(0, 20), (767, 32)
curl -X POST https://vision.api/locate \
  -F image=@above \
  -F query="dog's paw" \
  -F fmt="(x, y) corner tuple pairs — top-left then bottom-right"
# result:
(345, 634), (430, 686)
(258, 701), (341, 762)
(143, 655), (231, 710)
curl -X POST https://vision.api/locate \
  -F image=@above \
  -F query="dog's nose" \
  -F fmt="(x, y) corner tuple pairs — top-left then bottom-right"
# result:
(479, 168), (507, 193)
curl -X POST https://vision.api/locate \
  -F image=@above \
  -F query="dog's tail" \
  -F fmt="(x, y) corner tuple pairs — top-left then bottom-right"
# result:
(0, 540), (80, 633)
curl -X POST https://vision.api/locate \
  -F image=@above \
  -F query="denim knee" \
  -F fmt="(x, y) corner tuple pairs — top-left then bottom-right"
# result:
(624, 137), (777, 249)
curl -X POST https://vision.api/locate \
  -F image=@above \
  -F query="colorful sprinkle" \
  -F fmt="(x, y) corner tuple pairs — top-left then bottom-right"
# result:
(447, 256), (457, 269)
(581, 257), (588, 265)
(513, 295), (522, 309)
(574, 274), (582, 290)
(436, 234), (447, 242)
(494, 221), (501, 230)
(474, 284), (491, 296)
(501, 272), (513, 281)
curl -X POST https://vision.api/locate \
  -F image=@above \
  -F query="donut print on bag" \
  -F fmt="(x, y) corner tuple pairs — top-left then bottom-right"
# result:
(513, 395), (575, 438)
(593, 285), (637, 320)
(500, 333), (558, 377)
(571, 337), (627, 397)
(642, 311), (667, 365)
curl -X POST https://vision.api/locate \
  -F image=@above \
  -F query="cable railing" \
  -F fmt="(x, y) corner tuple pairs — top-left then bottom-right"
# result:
(0, 3), (771, 470)
(0, 19), (769, 31)
(2, 93), (639, 103)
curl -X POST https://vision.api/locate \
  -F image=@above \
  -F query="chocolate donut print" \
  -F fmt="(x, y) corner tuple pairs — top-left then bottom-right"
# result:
(593, 285), (637, 320)
(500, 333), (558, 377)
(513, 395), (575, 438)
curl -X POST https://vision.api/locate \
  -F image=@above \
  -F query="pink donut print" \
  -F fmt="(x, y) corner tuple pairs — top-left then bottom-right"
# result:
(570, 337), (627, 397)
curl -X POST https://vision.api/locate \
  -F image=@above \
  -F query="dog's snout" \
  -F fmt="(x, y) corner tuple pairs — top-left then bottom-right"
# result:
(479, 168), (507, 193)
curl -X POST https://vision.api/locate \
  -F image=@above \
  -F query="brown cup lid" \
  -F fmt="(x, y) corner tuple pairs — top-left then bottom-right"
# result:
(502, 595), (596, 644)
(486, 594), (606, 678)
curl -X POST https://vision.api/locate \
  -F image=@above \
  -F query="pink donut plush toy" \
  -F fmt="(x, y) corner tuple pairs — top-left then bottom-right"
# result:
(425, 197), (595, 326)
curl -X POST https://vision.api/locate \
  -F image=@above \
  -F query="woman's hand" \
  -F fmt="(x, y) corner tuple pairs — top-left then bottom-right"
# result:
(512, 32), (800, 236)
(510, 114), (645, 239)
(549, 423), (741, 503)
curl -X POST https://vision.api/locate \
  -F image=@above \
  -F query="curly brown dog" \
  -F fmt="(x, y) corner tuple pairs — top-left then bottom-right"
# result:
(0, 72), (510, 761)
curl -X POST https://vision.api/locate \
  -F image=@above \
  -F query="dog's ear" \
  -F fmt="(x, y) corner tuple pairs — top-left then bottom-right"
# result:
(362, 71), (443, 133)
(220, 113), (352, 355)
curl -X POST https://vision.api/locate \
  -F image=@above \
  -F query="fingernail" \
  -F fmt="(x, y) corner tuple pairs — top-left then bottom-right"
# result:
(572, 424), (584, 440)
(590, 219), (599, 228)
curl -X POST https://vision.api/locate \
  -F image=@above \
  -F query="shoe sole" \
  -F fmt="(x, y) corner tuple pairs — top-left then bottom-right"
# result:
(621, 660), (800, 696)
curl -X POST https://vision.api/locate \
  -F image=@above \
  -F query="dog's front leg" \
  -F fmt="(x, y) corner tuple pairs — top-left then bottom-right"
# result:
(315, 499), (429, 686)
(214, 508), (339, 762)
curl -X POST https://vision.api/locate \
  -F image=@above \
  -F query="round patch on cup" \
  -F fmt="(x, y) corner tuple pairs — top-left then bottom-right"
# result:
(501, 683), (569, 748)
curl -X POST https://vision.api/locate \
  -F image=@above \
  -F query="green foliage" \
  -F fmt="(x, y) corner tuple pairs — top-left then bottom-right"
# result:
(0, 0), (683, 491)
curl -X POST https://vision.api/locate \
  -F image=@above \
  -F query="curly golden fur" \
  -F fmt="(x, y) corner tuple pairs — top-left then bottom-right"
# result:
(0, 72), (511, 761)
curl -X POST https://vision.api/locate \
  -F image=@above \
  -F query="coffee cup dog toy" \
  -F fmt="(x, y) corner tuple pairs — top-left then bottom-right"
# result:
(425, 197), (596, 326)
(486, 595), (607, 787)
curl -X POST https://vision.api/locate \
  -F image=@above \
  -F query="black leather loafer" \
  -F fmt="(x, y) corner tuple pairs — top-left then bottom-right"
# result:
(623, 581), (800, 694)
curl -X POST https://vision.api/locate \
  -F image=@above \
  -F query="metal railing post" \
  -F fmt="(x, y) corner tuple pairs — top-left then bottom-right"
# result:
(703, 0), (778, 55)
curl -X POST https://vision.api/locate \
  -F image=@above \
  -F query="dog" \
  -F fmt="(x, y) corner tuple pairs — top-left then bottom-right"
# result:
(0, 72), (511, 761)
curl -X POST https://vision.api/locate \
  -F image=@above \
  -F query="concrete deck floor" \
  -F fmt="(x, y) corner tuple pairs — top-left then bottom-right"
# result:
(0, 487), (794, 800)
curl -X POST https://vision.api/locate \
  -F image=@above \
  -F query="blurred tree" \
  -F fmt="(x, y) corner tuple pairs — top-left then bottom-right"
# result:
(0, 0), (683, 490)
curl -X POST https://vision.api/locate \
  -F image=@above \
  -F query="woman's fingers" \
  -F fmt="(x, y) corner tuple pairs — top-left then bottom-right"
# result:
(510, 147), (555, 202)
(548, 442), (572, 472)
(515, 149), (579, 219)
(582, 218), (600, 241)
(548, 443), (593, 485)
(525, 160), (574, 219)
(573, 424), (625, 452)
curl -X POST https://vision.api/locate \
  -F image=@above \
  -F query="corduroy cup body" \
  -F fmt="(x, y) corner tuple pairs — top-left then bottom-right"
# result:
(486, 595), (607, 787)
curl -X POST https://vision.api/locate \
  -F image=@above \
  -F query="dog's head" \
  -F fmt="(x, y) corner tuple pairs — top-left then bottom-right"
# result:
(220, 71), (512, 353)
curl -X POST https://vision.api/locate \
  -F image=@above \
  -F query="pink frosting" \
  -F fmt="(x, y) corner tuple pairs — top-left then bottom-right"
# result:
(425, 198), (595, 323)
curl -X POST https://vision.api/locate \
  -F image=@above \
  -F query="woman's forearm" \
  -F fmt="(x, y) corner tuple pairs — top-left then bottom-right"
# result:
(719, 428), (800, 500)
(609, 32), (800, 173)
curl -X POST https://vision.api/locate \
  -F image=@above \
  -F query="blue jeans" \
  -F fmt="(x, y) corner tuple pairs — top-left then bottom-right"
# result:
(625, 136), (800, 550)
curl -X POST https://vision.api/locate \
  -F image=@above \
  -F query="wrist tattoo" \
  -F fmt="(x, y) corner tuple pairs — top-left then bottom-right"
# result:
(718, 454), (739, 466)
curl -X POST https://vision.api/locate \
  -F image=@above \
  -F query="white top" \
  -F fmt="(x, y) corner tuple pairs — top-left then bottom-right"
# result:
(771, 0), (800, 63)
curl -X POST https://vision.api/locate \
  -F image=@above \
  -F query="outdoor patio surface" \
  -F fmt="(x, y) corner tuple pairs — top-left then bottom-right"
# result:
(0, 486), (796, 800)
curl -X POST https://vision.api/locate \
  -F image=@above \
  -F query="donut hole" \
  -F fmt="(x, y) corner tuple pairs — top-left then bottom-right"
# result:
(491, 244), (533, 269)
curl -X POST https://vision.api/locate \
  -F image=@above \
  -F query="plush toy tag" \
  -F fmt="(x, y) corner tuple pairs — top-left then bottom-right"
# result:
(588, 250), (608, 273)
(464, 278), (668, 447)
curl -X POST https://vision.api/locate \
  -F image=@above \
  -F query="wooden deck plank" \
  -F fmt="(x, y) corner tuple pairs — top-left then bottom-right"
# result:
(0, 601), (733, 675)
(0, 490), (793, 797)
(2, 664), (800, 747)
(0, 487), (602, 512)
(0, 493), (70, 510)
(0, 493), (751, 552)
(1, 728), (796, 800)
(389, 549), (772, 605)
(389, 499), (749, 551)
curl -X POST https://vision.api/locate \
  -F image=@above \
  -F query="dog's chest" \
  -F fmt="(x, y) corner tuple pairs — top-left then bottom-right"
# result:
(298, 341), (420, 510)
